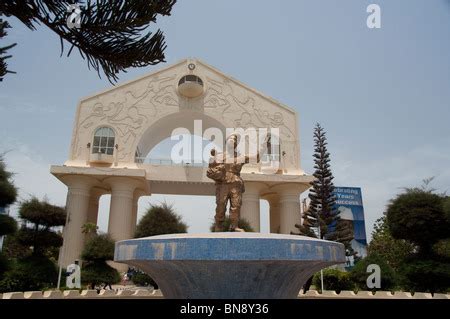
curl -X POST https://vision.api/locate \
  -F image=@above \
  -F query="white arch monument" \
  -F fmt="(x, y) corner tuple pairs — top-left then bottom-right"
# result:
(51, 58), (314, 267)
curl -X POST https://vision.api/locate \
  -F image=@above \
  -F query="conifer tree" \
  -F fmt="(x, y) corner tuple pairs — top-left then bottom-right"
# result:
(305, 124), (356, 258)
(308, 123), (338, 240)
(292, 199), (317, 238)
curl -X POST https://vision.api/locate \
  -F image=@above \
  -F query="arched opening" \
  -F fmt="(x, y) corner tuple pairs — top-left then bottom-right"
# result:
(135, 111), (228, 165)
(124, 111), (276, 233)
(141, 135), (222, 166)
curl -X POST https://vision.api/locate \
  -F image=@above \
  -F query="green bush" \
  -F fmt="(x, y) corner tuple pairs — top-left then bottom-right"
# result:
(0, 157), (17, 207)
(135, 203), (188, 238)
(387, 190), (449, 255)
(2, 233), (32, 259)
(312, 268), (353, 293)
(131, 272), (158, 289)
(19, 197), (66, 227)
(0, 214), (17, 236)
(15, 197), (65, 256)
(433, 239), (450, 259)
(0, 253), (11, 276)
(16, 227), (63, 251)
(82, 234), (115, 261)
(0, 255), (58, 292)
(80, 234), (120, 288)
(210, 217), (255, 232)
(81, 262), (120, 288)
(349, 254), (397, 291)
(399, 257), (450, 293)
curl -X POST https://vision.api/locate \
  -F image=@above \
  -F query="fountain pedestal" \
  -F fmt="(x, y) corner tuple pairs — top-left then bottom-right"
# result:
(114, 233), (345, 299)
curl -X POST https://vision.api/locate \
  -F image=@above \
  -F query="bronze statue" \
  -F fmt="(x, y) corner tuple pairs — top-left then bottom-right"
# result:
(207, 133), (268, 232)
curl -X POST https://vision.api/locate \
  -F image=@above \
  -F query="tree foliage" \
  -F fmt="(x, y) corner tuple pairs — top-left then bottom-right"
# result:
(399, 257), (450, 293)
(368, 216), (415, 271)
(133, 203), (187, 288)
(0, 0), (177, 82)
(312, 268), (353, 293)
(81, 262), (120, 287)
(307, 123), (339, 240)
(327, 219), (356, 258)
(349, 254), (398, 291)
(297, 124), (355, 256)
(1, 233), (31, 260)
(0, 155), (17, 207)
(0, 252), (10, 276)
(0, 19), (16, 81)
(292, 199), (318, 238)
(0, 255), (58, 292)
(0, 213), (17, 236)
(19, 197), (66, 227)
(383, 184), (450, 293)
(16, 228), (63, 251)
(135, 202), (188, 238)
(433, 238), (450, 259)
(81, 222), (98, 243)
(81, 233), (114, 261)
(81, 222), (98, 235)
(210, 217), (255, 232)
(0, 157), (19, 283)
(443, 195), (450, 226)
(81, 233), (120, 287)
(130, 270), (158, 289)
(17, 197), (66, 255)
(386, 189), (450, 255)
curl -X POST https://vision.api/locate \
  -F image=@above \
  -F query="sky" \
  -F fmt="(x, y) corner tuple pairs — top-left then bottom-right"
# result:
(1, 0), (450, 241)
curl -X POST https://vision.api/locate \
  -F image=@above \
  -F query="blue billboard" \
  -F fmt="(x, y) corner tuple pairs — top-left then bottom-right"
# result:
(333, 187), (367, 259)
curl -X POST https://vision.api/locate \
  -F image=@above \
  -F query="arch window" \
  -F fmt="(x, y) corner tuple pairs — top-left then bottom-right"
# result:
(92, 127), (115, 155)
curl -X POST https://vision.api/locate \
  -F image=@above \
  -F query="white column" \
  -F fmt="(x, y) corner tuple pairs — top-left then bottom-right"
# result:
(107, 178), (139, 242)
(271, 184), (304, 235)
(86, 190), (101, 225)
(268, 196), (281, 234)
(106, 177), (141, 273)
(279, 193), (301, 234)
(84, 189), (102, 244)
(130, 191), (143, 237)
(59, 176), (94, 267)
(240, 182), (264, 232)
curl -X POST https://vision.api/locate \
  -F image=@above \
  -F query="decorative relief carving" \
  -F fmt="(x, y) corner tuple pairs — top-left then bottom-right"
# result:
(74, 74), (179, 160)
(204, 76), (295, 141)
(71, 63), (299, 169)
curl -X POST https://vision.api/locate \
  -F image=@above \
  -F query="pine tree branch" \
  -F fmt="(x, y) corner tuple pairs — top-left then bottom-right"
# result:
(0, 0), (176, 83)
(0, 18), (17, 81)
